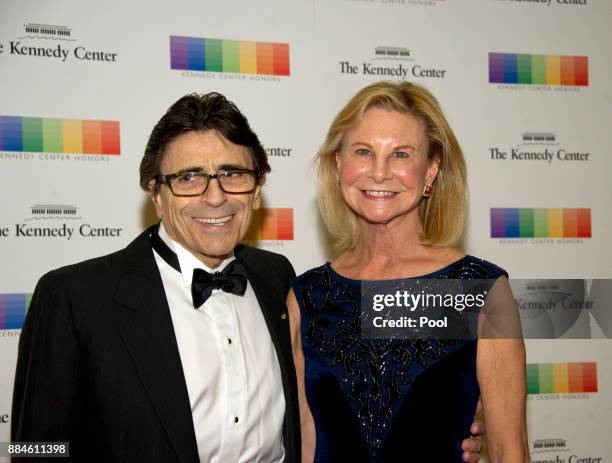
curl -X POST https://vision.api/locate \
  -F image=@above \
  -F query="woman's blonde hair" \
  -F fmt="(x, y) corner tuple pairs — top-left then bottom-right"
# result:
(316, 81), (467, 252)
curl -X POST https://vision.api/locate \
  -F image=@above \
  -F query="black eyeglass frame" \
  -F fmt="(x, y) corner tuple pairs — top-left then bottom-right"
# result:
(154, 168), (260, 197)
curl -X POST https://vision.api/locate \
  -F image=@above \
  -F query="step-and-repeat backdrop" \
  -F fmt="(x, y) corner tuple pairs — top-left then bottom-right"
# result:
(1, 0), (611, 461)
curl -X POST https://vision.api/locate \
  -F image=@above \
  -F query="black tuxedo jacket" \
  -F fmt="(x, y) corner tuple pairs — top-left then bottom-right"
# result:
(12, 226), (301, 462)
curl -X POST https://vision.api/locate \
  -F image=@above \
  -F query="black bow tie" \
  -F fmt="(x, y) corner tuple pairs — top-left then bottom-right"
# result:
(150, 224), (248, 309)
(191, 261), (248, 308)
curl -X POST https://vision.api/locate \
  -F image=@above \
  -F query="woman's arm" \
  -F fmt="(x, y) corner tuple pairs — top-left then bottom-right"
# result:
(287, 288), (316, 463)
(477, 276), (531, 463)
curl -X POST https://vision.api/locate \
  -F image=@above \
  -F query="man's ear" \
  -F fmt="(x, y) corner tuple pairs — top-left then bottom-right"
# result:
(253, 174), (266, 209)
(146, 180), (163, 218)
(253, 185), (262, 210)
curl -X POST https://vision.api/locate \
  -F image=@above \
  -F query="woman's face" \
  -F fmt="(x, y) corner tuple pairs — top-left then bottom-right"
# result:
(336, 107), (439, 227)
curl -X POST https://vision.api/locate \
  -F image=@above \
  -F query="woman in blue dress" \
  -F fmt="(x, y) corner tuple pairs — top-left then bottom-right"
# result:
(287, 81), (529, 462)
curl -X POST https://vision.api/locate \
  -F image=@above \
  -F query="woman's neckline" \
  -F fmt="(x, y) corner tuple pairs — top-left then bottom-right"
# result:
(326, 255), (471, 283)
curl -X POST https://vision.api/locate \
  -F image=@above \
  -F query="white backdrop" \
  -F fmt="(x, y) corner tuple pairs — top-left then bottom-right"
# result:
(1, 0), (610, 461)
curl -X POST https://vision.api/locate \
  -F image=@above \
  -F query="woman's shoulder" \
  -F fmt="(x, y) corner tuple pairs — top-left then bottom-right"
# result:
(293, 263), (333, 287)
(446, 255), (508, 279)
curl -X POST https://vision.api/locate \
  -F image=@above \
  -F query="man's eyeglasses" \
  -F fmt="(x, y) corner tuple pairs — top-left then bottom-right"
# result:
(155, 168), (259, 197)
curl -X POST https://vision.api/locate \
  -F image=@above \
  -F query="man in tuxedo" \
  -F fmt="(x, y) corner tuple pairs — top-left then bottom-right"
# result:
(12, 93), (484, 462)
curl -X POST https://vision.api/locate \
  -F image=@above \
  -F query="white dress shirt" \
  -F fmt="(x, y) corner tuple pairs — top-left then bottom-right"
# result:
(153, 223), (285, 463)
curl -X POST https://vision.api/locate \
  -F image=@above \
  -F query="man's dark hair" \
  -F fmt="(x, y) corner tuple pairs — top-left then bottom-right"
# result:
(139, 92), (271, 191)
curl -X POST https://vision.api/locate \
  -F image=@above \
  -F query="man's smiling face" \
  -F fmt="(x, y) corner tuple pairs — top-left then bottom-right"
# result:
(150, 129), (261, 268)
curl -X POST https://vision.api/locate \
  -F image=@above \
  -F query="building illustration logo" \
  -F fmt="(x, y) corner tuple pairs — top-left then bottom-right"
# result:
(521, 132), (557, 145)
(532, 438), (568, 454)
(26, 205), (80, 221)
(490, 208), (591, 238)
(0, 116), (120, 155)
(372, 46), (412, 61)
(170, 36), (290, 76)
(21, 23), (74, 41)
(489, 53), (588, 86)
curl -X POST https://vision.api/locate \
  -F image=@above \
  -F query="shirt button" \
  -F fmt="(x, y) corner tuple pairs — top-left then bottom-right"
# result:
(227, 338), (232, 345)
(233, 416), (239, 423)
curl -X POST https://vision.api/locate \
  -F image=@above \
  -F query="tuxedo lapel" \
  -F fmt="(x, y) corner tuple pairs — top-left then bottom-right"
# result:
(237, 246), (292, 365)
(235, 246), (294, 417)
(236, 246), (301, 461)
(113, 228), (199, 463)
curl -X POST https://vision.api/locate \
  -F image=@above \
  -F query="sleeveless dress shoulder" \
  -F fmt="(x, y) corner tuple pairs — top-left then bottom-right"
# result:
(292, 256), (507, 462)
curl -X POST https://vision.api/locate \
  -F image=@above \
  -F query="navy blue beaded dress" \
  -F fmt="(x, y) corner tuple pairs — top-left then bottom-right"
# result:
(292, 256), (507, 463)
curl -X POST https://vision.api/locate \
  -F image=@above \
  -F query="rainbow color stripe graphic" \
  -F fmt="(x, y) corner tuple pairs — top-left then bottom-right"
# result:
(0, 293), (31, 330)
(244, 208), (293, 241)
(170, 36), (290, 76)
(527, 362), (597, 394)
(490, 208), (591, 238)
(489, 53), (588, 86)
(0, 116), (120, 155)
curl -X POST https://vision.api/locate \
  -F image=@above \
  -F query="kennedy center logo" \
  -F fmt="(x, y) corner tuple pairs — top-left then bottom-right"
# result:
(489, 53), (588, 92)
(498, 0), (588, 8)
(0, 204), (123, 240)
(0, 293), (31, 331)
(490, 208), (591, 240)
(489, 132), (591, 164)
(244, 208), (293, 245)
(0, 116), (120, 161)
(530, 437), (603, 463)
(170, 36), (290, 81)
(338, 46), (447, 79)
(348, 0), (446, 7)
(4, 23), (118, 63)
(527, 362), (597, 395)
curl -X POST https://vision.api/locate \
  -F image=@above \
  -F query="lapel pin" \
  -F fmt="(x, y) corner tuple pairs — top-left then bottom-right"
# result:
(280, 313), (287, 320)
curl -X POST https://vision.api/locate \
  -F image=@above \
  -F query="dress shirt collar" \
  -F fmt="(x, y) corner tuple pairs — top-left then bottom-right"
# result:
(157, 222), (236, 289)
